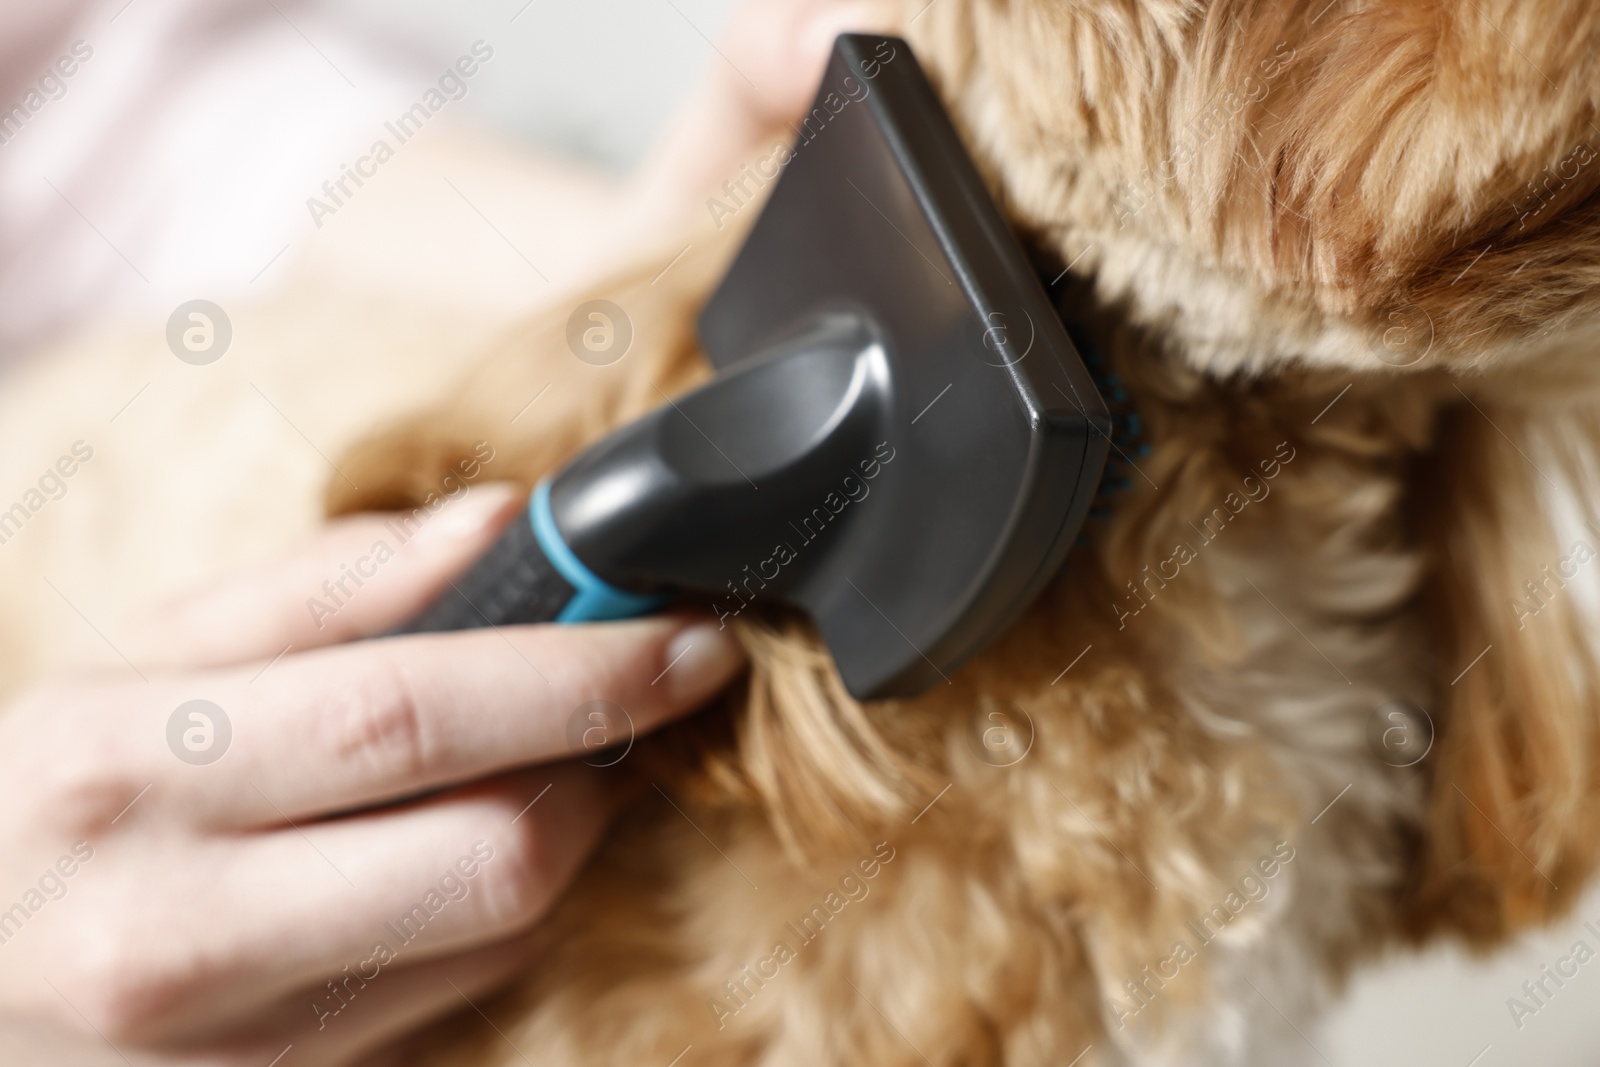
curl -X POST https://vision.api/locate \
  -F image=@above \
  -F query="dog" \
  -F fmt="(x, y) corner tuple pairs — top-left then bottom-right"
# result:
(326, 2), (1600, 1063)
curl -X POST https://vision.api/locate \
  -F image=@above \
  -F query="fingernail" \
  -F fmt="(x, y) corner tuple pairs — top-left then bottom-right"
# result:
(661, 620), (747, 703)
(410, 482), (523, 545)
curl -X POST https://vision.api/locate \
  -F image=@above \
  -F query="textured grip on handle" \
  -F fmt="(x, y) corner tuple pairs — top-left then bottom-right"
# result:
(399, 508), (576, 632)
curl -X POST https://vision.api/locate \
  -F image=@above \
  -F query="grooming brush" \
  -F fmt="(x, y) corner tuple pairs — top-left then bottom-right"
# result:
(399, 34), (1112, 701)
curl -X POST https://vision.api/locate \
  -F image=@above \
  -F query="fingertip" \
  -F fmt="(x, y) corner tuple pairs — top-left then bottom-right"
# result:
(659, 619), (748, 707)
(547, 614), (745, 737)
(719, 0), (895, 123)
(792, 1), (897, 68)
(126, 485), (528, 669)
(402, 482), (524, 552)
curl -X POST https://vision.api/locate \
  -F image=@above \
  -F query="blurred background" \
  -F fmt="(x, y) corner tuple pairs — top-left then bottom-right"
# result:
(0, 0), (755, 358)
(0, 1), (1596, 1063)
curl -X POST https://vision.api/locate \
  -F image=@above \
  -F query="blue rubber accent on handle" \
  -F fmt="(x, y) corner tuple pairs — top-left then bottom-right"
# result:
(531, 481), (667, 623)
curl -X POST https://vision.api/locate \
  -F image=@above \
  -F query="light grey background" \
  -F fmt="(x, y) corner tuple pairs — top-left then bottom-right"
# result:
(327, 0), (743, 170)
(315, 2), (1600, 1063)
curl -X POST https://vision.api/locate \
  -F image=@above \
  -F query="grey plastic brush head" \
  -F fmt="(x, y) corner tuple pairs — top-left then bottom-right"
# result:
(406, 34), (1112, 700)
(553, 34), (1111, 699)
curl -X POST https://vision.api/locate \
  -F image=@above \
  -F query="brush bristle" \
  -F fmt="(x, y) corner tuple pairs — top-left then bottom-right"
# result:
(1061, 320), (1148, 527)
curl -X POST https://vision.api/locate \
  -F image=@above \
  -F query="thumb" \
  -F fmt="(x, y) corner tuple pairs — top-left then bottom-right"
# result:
(624, 0), (897, 233)
(125, 482), (524, 669)
(719, 0), (898, 128)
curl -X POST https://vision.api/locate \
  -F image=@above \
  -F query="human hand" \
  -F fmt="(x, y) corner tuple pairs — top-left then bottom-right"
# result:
(623, 0), (897, 234)
(0, 484), (745, 1065)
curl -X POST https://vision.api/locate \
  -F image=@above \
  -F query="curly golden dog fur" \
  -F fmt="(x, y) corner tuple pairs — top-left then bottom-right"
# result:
(327, 2), (1600, 1063)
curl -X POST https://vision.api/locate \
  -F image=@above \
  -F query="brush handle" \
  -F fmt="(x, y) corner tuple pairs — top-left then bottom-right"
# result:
(397, 506), (574, 631)
(397, 483), (665, 633)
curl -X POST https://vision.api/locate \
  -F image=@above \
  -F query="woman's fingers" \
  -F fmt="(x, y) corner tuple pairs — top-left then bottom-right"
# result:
(100, 936), (540, 1067)
(125, 484), (524, 670)
(222, 766), (606, 1002)
(153, 614), (741, 828)
(46, 769), (595, 1043)
(263, 933), (541, 1067)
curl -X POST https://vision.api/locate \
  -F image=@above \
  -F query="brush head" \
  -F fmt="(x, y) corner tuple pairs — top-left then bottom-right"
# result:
(414, 39), (1112, 695)
(688, 35), (1111, 698)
